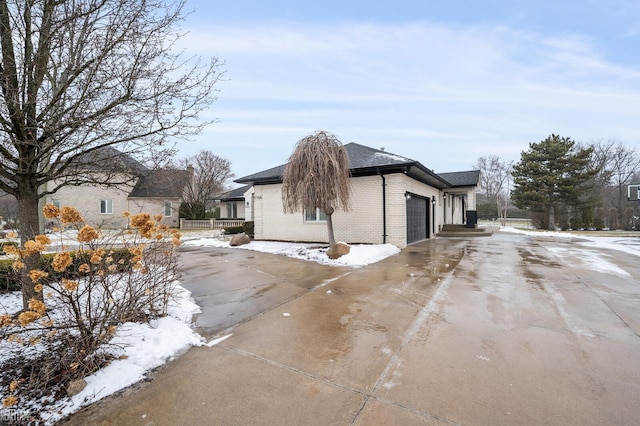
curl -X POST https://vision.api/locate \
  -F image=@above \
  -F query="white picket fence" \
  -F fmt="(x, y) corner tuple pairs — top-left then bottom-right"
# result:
(179, 219), (245, 230)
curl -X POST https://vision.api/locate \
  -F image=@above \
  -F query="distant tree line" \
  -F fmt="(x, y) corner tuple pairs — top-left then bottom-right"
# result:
(475, 135), (640, 231)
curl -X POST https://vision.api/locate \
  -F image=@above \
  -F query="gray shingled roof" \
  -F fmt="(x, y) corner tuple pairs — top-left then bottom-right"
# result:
(236, 142), (451, 189)
(214, 185), (251, 201)
(438, 170), (481, 187)
(128, 168), (190, 198)
(73, 146), (149, 175)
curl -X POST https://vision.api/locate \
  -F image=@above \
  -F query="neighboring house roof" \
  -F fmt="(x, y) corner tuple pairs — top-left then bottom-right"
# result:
(235, 142), (452, 189)
(214, 185), (251, 202)
(438, 170), (481, 187)
(72, 146), (149, 175)
(128, 168), (191, 198)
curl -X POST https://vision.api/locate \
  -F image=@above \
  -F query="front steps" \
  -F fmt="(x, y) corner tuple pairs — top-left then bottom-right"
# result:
(437, 224), (492, 238)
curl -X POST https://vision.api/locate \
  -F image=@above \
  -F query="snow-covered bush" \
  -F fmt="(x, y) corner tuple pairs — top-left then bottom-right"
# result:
(0, 205), (182, 414)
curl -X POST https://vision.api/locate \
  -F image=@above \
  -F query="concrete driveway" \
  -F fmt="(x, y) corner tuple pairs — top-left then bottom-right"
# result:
(64, 232), (640, 425)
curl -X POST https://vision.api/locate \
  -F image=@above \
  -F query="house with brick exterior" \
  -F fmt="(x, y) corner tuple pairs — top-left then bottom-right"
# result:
(127, 168), (191, 228)
(235, 143), (479, 248)
(45, 147), (190, 229)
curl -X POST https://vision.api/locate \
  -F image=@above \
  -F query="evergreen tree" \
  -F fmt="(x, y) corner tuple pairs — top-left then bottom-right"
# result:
(511, 134), (598, 230)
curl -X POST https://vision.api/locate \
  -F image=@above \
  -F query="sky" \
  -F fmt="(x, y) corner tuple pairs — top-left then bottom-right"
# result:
(173, 0), (640, 184)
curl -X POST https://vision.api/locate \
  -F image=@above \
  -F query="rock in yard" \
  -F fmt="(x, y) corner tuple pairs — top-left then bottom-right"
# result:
(229, 233), (250, 246)
(67, 378), (87, 397)
(327, 242), (350, 259)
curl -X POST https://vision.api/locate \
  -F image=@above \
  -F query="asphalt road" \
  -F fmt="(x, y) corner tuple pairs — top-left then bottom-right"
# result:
(64, 231), (640, 425)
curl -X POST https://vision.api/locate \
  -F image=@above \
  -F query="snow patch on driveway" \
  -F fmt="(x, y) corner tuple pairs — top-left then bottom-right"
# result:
(545, 246), (631, 278)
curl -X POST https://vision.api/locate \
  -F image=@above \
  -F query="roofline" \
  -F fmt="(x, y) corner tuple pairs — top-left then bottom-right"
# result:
(438, 170), (481, 188)
(236, 161), (453, 189)
(215, 196), (245, 202)
(127, 196), (182, 199)
(235, 176), (281, 185)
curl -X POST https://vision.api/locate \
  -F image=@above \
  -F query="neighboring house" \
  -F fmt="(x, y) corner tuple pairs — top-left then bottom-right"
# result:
(128, 168), (191, 228)
(215, 185), (251, 219)
(46, 147), (190, 229)
(235, 142), (480, 248)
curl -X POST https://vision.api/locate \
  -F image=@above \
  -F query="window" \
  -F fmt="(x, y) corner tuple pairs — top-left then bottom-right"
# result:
(164, 200), (172, 217)
(226, 202), (237, 218)
(100, 199), (113, 214)
(51, 199), (60, 208)
(304, 208), (327, 222)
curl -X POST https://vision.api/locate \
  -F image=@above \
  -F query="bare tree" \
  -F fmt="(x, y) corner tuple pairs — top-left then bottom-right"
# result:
(591, 140), (640, 228)
(0, 0), (223, 308)
(474, 155), (512, 225)
(282, 130), (351, 253)
(177, 150), (234, 219)
(0, 189), (17, 226)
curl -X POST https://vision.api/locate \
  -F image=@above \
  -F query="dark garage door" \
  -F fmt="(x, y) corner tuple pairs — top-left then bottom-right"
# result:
(406, 194), (430, 244)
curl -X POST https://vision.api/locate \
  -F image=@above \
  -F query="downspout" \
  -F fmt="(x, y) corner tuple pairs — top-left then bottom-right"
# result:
(377, 168), (387, 244)
(432, 196), (436, 236)
(443, 192), (447, 224)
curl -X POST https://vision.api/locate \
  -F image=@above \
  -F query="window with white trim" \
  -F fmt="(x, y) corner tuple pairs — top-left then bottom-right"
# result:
(164, 200), (172, 217)
(100, 199), (113, 214)
(226, 202), (237, 218)
(304, 208), (327, 222)
(52, 199), (60, 208)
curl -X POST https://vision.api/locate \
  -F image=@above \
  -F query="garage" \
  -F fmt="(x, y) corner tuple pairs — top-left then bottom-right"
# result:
(406, 193), (430, 244)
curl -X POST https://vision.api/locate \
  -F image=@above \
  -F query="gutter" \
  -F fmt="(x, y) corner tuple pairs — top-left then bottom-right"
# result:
(377, 168), (387, 244)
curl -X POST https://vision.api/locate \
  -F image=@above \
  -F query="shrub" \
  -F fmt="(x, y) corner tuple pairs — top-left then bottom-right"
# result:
(0, 259), (15, 292)
(242, 221), (254, 237)
(0, 248), (134, 293)
(223, 225), (244, 235)
(179, 201), (206, 220)
(0, 206), (182, 415)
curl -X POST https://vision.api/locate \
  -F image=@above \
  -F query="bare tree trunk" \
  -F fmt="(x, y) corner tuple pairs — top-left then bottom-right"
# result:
(618, 183), (625, 227)
(325, 208), (336, 247)
(548, 204), (556, 230)
(17, 189), (44, 308)
(498, 196), (508, 226)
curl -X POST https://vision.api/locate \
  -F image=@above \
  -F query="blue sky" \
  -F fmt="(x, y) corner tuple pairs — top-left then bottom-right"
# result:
(176, 0), (640, 183)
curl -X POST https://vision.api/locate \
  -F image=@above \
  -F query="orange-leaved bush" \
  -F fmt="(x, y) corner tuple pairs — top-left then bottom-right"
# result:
(52, 252), (73, 272)
(77, 225), (99, 243)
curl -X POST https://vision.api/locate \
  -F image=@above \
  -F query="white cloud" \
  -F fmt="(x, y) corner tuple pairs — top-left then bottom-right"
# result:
(176, 20), (640, 177)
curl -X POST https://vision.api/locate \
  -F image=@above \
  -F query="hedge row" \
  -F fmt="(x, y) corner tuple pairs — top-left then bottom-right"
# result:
(223, 221), (254, 237)
(0, 248), (133, 293)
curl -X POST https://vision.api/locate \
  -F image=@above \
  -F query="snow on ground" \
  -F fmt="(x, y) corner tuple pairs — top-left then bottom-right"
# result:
(0, 283), (204, 425)
(44, 285), (203, 423)
(545, 246), (631, 277)
(577, 236), (640, 259)
(182, 238), (401, 267)
(0, 236), (399, 423)
(500, 226), (640, 276)
(500, 226), (577, 239)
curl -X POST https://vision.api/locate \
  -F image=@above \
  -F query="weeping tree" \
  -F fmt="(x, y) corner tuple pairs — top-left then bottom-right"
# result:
(282, 130), (351, 255)
(0, 0), (223, 309)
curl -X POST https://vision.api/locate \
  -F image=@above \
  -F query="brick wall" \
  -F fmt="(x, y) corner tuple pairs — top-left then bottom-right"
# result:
(48, 175), (182, 229)
(47, 178), (132, 229)
(252, 173), (447, 248)
(128, 197), (181, 228)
